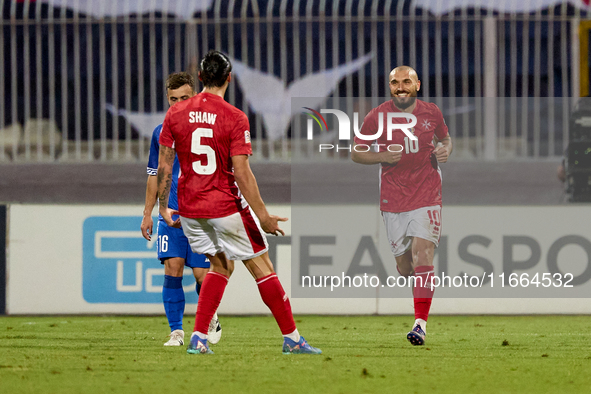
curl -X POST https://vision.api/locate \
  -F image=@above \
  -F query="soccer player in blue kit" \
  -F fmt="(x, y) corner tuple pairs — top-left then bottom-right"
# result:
(141, 72), (222, 347)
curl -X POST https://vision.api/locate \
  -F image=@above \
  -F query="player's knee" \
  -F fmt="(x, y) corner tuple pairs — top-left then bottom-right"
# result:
(210, 264), (234, 277)
(225, 262), (235, 277)
(164, 258), (185, 276)
(193, 268), (208, 283)
(412, 250), (434, 267)
(242, 254), (275, 279)
(206, 254), (234, 277)
(397, 265), (414, 277)
(412, 245), (434, 265)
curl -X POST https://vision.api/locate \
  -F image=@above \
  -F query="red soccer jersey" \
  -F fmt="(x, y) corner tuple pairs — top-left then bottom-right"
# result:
(354, 99), (449, 213)
(159, 92), (252, 219)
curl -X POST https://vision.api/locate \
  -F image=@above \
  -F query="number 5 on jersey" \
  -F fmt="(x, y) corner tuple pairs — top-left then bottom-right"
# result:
(192, 127), (216, 175)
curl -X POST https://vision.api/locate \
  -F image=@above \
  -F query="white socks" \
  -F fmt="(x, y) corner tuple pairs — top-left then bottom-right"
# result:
(415, 319), (427, 333)
(193, 331), (207, 340)
(283, 329), (301, 342)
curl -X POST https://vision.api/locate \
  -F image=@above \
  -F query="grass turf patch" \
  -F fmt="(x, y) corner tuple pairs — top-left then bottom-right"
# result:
(1, 315), (590, 393)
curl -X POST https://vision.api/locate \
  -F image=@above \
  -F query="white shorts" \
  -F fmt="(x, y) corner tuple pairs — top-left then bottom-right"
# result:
(382, 205), (442, 257)
(180, 208), (269, 261)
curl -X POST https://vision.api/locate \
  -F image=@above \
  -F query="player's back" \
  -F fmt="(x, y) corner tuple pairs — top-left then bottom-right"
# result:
(160, 92), (252, 219)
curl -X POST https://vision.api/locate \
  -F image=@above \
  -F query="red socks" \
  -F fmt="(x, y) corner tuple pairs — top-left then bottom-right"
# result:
(256, 274), (296, 335)
(194, 272), (296, 337)
(193, 272), (228, 334)
(413, 265), (435, 321)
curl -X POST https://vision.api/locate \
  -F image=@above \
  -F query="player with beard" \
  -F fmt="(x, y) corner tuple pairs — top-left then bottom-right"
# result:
(351, 66), (452, 345)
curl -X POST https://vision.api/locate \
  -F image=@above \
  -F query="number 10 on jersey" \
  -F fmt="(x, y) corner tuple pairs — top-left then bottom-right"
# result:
(404, 137), (419, 154)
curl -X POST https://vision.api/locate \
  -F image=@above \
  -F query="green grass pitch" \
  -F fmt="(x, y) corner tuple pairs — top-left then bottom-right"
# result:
(1, 315), (590, 393)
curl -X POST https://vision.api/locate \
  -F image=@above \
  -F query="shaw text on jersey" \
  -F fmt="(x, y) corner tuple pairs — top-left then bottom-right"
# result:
(189, 111), (217, 125)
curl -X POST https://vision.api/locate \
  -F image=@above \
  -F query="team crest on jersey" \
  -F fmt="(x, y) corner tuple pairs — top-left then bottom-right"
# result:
(244, 130), (251, 143)
(421, 119), (433, 130)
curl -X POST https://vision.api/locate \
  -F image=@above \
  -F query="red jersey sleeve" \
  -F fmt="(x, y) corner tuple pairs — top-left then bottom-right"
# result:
(434, 108), (449, 140)
(354, 109), (379, 145)
(229, 112), (253, 157)
(159, 109), (175, 148)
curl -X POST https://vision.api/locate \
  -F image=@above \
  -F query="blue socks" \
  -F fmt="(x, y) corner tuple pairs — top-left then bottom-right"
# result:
(162, 275), (184, 332)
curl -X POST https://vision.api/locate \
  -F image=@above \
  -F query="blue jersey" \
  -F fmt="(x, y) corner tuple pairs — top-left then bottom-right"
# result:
(147, 124), (180, 220)
(148, 124), (209, 268)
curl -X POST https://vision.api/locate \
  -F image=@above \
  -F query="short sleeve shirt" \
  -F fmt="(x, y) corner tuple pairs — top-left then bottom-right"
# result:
(159, 92), (252, 218)
(354, 99), (448, 213)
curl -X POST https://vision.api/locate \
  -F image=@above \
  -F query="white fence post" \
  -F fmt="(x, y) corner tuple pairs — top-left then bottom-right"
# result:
(572, 17), (581, 101)
(483, 15), (497, 161)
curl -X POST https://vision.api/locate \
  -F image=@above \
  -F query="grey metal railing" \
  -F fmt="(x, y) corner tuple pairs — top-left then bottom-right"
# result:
(0, 0), (585, 163)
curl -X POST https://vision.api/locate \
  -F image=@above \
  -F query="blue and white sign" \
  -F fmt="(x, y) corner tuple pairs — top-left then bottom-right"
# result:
(82, 216), (197, 303)
(11, 204), (589, 315)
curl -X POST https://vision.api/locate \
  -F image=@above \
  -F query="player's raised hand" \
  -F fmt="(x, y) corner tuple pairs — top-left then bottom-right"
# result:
(433, 142), (449, 163)
(141, 215), (153, 241)
(261, 215), (288, 236)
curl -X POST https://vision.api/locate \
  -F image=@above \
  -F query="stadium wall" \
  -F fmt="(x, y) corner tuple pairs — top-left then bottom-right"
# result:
(5, 204), (591, 315)
(0, 205), (6, 315)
